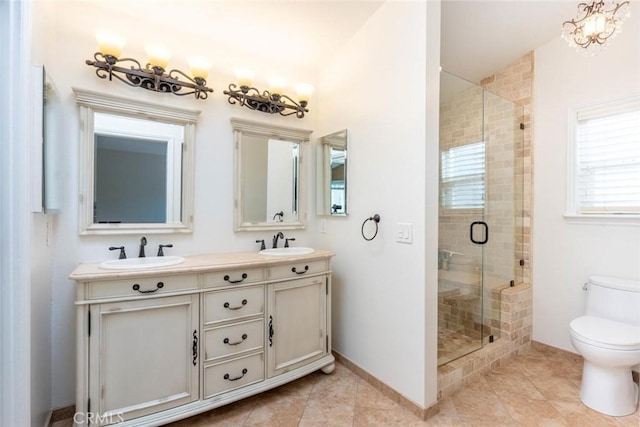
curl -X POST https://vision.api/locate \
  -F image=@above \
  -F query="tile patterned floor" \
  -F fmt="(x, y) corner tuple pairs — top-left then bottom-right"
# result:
(53, 347), (639, 426)
(437, 327), (480, 366)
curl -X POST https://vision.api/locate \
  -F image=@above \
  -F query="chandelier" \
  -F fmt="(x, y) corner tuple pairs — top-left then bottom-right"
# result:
(562, 1), (631, 55)
(85, 30), (213, 100)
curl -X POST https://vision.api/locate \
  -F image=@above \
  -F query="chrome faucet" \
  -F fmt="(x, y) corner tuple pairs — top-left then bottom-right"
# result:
(272, 232), (284, 248)
(139, 236), (147, 257)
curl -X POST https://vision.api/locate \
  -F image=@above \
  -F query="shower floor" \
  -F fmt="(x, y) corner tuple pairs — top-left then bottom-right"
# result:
(438, 327), (481, 366)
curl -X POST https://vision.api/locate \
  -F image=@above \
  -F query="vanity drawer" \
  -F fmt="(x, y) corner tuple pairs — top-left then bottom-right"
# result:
(267, 259), (329, 280)
(204, 319), (264, 362)
(202, 267), (265, 288)
(88, 274), (199, 299)
(204, 352), (264, 398)
(203, 286), (264, 325)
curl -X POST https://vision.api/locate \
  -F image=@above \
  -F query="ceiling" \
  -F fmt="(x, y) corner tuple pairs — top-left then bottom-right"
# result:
(90, 0), (602, 83)
(441, 0), (579, 83)
(90, 0), (386, 73)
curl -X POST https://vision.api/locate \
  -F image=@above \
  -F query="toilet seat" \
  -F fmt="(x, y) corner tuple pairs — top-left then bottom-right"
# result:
(570, 315), (640, 351)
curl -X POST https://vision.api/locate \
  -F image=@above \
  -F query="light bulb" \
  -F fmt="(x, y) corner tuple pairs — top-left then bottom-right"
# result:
(295, 83), (314, 103)
(94, 29), (125, 58)
(268, 77), (286, 95)
(236, 69), (254, 87)
(188, 56), (211, 79)
(145, 45), (171, 69)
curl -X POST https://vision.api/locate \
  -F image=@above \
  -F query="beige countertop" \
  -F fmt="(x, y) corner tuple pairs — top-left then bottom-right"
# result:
(69, 250), (334, 282)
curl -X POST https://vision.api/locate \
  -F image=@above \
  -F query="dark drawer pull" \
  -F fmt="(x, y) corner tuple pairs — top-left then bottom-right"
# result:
(224, 299), (247, 310)
(224, 273), (248, 284)
(223, 334), (248, 346)
(292, 265), (309, 275)
(132, 282), (164, 294)
(224, 368), (248, 382)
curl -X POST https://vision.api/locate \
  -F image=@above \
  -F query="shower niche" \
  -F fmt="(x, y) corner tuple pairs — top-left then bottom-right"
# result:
(438, 71), (524, 366)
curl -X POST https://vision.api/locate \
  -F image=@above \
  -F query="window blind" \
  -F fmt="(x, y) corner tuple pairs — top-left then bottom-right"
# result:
(441, 141), (485, 211)
(576, 101), (640, 214)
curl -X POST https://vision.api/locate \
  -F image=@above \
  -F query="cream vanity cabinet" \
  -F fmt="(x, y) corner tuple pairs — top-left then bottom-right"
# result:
(71, 251), (334, 426)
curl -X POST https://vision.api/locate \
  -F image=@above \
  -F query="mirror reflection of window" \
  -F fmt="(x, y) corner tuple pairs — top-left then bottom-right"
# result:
(95, 135), (167, 223)
(93, 113), (184, 224)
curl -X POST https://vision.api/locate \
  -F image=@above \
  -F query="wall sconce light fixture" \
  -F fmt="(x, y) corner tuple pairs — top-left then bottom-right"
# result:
(223, 70), (313, 118)
(562, 1), (631, 55)
(85, 30), (214, 100)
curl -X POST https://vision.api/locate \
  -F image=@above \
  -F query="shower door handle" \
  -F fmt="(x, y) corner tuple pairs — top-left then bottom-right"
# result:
(470, 221), (489, 245)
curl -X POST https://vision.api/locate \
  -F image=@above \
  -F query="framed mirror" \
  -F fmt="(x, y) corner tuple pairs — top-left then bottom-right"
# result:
(231, 118), (312, 231)
(74, 88), (200, 235)
(317, 129), (348, 216)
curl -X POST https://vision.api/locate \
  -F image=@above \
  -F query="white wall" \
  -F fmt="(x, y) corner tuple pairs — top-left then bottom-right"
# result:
(532, 3), (640, 352)
(45, 2), (320, 407)
(41, 0), (441, 411)
(316, 1), (438, 408)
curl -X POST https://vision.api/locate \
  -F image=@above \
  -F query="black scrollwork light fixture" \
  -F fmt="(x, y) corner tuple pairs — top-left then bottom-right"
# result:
(223, 70), (313, 118)
(562, 1), (631, 55)
(85, 30), (213, 100)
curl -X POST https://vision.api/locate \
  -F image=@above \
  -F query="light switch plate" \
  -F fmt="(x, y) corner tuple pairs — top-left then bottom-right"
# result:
(396, 223), (413, 244)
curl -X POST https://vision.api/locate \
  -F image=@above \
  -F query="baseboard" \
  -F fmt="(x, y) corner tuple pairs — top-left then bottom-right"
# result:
(48, 405), (74, 426)
(332, 350), (439, 420)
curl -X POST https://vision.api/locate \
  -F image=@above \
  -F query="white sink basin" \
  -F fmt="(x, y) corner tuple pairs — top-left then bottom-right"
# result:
(99, 256), (186, 270)
(259, 247), (314, 257)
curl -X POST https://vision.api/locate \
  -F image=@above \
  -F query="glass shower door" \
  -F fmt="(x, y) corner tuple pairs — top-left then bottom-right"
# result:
(438, 72), (486, 365)
(438, 71), (524, 366)
(480, 89), (523, 344)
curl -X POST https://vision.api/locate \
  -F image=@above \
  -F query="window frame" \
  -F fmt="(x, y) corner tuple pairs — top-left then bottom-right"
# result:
(565, 94), (640, 225)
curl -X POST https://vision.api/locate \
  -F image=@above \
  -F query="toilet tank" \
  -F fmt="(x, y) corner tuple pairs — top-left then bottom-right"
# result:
(586, 276), (640, 326)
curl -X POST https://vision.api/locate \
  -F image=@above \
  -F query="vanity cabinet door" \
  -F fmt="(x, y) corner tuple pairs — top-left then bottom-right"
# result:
(267, 276), (328, 378)
(88, 294), (199, 425)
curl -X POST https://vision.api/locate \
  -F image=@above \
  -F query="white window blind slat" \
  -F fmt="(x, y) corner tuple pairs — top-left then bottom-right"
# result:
(574, 95), (640, 215)
(441, 141), (485, 211)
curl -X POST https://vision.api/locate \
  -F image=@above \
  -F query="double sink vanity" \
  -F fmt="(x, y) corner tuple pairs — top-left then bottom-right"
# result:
(70, 248), (334, 426)
(70, 88), (348, 425)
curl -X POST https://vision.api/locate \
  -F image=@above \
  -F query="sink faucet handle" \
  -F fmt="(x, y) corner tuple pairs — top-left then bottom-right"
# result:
(284, 238), (295, 248)
(256, 239), (266, 251)
(157, 244), (173, 257)
(109, 246), (127, 259)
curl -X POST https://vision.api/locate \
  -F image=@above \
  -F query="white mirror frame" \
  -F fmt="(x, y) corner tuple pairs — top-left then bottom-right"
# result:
(231, 118), (312, 232)
(74, 87), (200, 235)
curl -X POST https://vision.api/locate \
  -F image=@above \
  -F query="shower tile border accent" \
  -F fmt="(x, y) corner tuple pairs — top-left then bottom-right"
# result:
(332, 350), (440, 421)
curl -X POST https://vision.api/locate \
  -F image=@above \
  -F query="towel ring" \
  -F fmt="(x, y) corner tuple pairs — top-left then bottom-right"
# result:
(361, 214), (381, 241)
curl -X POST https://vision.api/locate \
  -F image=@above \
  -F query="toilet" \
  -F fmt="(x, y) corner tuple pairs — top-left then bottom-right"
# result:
(569, 276), (640, 416)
